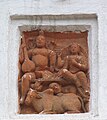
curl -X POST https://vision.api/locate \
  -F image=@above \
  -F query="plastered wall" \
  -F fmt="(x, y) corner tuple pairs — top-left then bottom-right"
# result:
(0, 0), (107, 120)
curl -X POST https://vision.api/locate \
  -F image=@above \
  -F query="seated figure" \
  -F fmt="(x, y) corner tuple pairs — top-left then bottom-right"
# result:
(58, 43), (90, 98)
(20, 31), (56, 104)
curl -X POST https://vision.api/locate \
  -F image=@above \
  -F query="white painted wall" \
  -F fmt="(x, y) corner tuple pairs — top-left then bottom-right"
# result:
(0, 0), (107, 120)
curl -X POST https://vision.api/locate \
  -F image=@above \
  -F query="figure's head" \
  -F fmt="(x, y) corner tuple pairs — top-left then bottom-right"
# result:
(49, 83), (61, 95)
(36, 34), (46, 48)
(69, 43), (80, 55)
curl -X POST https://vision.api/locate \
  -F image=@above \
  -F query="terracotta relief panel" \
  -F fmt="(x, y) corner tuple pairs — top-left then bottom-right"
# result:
(18, 30), (90, 114)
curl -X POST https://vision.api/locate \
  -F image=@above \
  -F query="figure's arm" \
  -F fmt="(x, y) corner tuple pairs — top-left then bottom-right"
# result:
(43, 88), (54, 95)
(57, 93), (63, 97)
(72, 57), (88, 72)
(56, 55), (64, 69)
(62, 56), (69, 69)
(49, 50), (57, 72)
(28, 49), (33, 59)
(55, 56), (69, 77)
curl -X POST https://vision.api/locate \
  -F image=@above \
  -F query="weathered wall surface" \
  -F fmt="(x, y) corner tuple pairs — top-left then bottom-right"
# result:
(0, 0), (107, 120)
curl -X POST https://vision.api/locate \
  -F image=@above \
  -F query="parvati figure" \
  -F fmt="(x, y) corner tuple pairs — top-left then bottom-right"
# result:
(59, 43), (90, 99)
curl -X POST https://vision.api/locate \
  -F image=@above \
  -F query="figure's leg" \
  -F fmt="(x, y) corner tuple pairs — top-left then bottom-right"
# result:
(76, 72), (90, 102)
(61, 69), (88, 98)
(20, 72), (36, 104)
(61, 69), (77, 84)
(76, 71), (90, 92)
(61, 69), (81, 86)
(85, 101), (89, 112)
(39, 95), (54, 114)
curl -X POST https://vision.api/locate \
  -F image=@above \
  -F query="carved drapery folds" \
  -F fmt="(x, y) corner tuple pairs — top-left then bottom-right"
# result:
(18, 30), (90, 114)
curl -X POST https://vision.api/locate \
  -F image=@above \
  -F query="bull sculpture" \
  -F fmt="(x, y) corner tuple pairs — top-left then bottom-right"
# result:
(25, 88), (86, 114)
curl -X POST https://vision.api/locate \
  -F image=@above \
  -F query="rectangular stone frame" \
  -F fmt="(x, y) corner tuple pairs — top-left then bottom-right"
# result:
(8, 14), (98, 120)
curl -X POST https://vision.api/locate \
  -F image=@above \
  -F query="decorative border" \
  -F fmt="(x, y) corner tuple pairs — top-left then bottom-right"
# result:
(8, 14), (98, 120)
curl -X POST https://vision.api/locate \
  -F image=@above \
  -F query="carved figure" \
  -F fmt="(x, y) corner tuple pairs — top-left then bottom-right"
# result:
(25, 89), (86, 114)
(20, 31), (56, 104)
(49, 82), (77, 94)
(18, 30), (90, 114)
(58, 43), (90, 98)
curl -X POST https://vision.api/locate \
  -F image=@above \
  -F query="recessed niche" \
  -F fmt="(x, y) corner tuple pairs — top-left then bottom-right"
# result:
(18, 28), (90, 114)
(8, 14), (98, 119)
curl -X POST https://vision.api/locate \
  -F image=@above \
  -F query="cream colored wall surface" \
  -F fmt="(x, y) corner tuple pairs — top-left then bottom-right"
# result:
(0, 0), (106, 120)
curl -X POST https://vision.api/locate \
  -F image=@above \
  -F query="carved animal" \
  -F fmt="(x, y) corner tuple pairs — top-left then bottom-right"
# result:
(25, 89), (86, 114)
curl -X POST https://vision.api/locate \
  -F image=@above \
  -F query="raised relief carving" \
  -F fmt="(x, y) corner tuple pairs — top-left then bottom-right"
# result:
(18, 30), (90, 114)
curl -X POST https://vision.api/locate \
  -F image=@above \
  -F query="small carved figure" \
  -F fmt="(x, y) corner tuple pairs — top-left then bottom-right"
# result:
(25, 89), (86, 114)
(49, 82), (77, 95)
